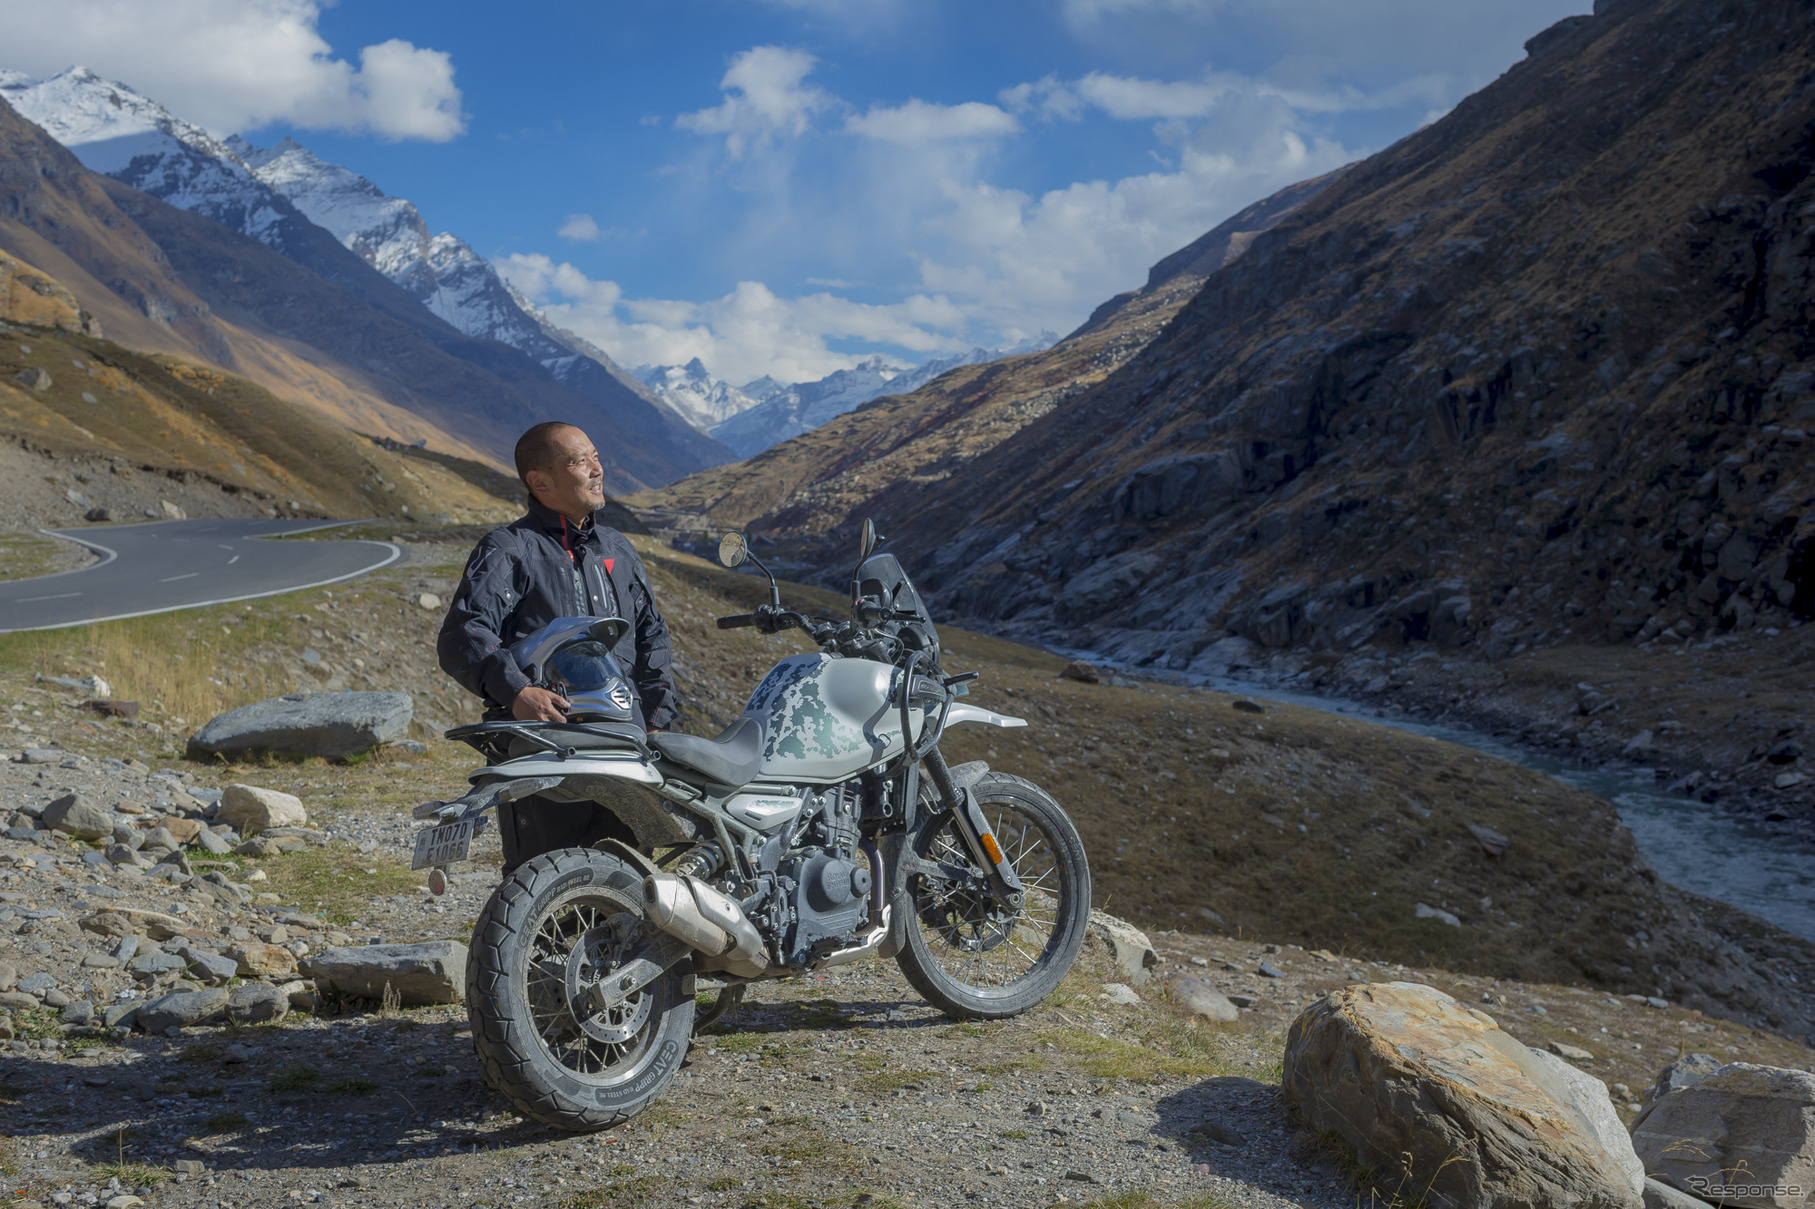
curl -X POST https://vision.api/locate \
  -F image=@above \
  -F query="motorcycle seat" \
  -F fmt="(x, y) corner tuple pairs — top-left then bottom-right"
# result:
(650, 717), (763, 787)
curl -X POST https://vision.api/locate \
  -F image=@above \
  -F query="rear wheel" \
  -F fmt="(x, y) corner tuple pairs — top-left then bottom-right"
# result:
(466, 848), (693, 1131)
(894, 772), (1090, 1019)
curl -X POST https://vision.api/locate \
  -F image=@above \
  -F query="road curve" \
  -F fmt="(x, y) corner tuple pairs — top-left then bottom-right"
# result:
(0, 519), (401, 633)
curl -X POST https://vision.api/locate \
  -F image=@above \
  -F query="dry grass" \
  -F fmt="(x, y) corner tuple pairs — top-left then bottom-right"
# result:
(0, 531), (80, 581)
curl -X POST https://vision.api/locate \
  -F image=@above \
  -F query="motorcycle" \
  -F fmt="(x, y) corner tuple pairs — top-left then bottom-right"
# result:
(409, 521), (1091, 1131)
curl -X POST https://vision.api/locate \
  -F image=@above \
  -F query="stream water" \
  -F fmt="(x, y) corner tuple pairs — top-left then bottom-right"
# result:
(1054, 649), (1815, 943)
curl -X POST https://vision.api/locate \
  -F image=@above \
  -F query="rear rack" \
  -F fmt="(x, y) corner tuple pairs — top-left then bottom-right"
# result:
(445, 719), (651, 762)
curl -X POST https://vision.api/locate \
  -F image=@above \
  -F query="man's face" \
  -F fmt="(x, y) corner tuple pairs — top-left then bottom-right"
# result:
(527, 426), (606, 519)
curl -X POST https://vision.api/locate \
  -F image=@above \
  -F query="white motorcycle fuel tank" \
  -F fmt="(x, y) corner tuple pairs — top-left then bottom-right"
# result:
(741, 653), (922, 783)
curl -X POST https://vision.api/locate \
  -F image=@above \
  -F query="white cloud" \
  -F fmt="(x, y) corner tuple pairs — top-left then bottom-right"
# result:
(0, 0), (464, 140)
(676, 46), (831, 158)
(844, 99), (1020, 144)
(500, 254), (971, 386)
(558, 214), (603, 241)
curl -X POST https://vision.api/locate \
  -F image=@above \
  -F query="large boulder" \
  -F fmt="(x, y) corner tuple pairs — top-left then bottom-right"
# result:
(1630, 1063), (1815, 1209)
(301, 941), (467, 1005)
(186, 691), (412, 760)
(1086, 910), (1158, 986)
(216, 785), (307, 836)
(41, 793), (113, 840)
(1283, 982), (1643, 1209)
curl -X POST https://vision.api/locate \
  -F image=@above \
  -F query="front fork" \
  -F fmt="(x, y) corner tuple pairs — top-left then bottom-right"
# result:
(923, 748), (1024, 908)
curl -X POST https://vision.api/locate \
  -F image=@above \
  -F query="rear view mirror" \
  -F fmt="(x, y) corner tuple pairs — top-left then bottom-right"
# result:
(858, 519), (879, 561)
(718, 532), (749, 568)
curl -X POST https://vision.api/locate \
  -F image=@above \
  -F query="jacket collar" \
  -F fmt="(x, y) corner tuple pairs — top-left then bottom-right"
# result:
(524, 494), (599, 542)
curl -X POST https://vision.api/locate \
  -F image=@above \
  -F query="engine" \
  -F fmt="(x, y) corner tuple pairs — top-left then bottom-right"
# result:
(763, 786), (874, 966)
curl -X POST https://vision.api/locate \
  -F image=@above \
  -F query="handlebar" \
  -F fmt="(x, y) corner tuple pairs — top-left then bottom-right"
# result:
(717, 614), (757, 630)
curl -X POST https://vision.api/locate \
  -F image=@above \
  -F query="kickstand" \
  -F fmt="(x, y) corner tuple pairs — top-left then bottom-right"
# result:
(692, 983), (746, 1035)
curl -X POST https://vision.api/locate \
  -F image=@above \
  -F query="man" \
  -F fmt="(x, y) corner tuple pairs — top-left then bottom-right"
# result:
(438, 422), (680, 871)
(438, 421), (678, 731)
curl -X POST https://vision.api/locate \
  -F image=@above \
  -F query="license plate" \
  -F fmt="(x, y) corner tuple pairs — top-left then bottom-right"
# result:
(412, 819), (473, 870)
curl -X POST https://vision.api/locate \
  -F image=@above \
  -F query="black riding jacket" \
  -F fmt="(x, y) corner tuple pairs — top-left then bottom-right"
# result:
(437, 498), (679, 729)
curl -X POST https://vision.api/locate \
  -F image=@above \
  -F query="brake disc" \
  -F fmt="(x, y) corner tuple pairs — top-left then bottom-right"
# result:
(563, 916), (654, 1045)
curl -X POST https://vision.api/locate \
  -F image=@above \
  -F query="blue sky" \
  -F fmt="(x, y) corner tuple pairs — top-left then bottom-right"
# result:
(8, 0), (1585, 384)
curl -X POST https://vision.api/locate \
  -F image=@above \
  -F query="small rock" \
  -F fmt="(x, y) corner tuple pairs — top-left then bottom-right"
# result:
(173, 1160), (206, 1177)
(1059, 660), (1101, 684)
(1644, 996), (1667, 1009)
(0, 990), (37, 1011)
(105, 1196), (144, 1209)
(300, 940), (468, 1004)
(1549, 1041), (1596, 1063)
(1414, 902), (1462, 927)
(1167, 976), (1240, 1022)
(217, 784), (307, 835)
(127, 952), (184, 976)
(225, 943), (297, 980)
(58, 1000), (94, 1025)
(235, 837), (276, 858)
(1100, 982), (1142, 1006)
(416, 592), (442, 610)
(1086, 910), (1159, 986)
(1026, 1099), (1049, 1115)
(195, 828), (233, 855)
(1063, 1171), (1101, 1184)
(41, 792), (113, 840)
(227, 982), (289, 1025)
(1645, 1053), (1721, 1105)
(393, 739), (429, 755)
(1228, 993), (1259, 1009)
(179, 947), (239, 986)
(1230, 698), (1266, 714)
(136, 988), (229, 1032)
(1258, 961), (1286, 978)
(1774, 771), (1806, 789)
(1192, 1119), (1246, 1147)
(17, 972), (56, 994)
(222, 1043), (254, 1063)
(1642, 1176), (1711, 1209)
(159, 817), (205, 845)
(42, 988), (70, 1008)
(18, 747), (61, 763)
(1466, 823), (1510, 856)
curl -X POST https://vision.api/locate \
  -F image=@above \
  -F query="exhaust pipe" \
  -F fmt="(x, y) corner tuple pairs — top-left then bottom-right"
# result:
(642, 872), (768, 979)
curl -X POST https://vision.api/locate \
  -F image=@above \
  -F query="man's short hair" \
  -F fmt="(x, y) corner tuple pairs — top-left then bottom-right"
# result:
(514, 421), (578, 487)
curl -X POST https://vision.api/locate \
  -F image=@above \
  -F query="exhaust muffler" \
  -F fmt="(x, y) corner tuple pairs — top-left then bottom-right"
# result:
(642, 872), (769, 979)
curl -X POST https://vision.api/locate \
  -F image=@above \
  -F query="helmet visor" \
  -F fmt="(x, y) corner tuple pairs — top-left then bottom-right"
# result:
(544, 640), (623, 694)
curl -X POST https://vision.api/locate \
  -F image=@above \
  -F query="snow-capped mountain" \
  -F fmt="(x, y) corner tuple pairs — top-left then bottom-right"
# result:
(0, 67), (660, 398)
(705, 334), (1056, 459)
(636, 359), (762, 431)
(1, 67), (299, 247)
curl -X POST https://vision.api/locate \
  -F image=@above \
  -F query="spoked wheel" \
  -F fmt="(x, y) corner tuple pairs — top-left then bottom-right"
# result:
(467, 848), (693, 1131)
(895, 772), (1091, 1018)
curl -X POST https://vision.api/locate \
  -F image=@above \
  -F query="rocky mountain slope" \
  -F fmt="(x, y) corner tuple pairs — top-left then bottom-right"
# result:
(0, 251), (512, 527)
(0, 70), (729, 489)
(632, 177), (1333, 530)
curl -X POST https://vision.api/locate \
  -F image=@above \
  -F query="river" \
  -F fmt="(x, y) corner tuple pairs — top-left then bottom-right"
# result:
(1057, 650), (1815, 943)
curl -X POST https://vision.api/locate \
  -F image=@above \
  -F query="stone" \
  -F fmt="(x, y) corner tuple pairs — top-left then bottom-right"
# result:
(1086, 910), (1158, 986)
(58, 1000), (93, 1025)
(234, 837), (276, 857)
(18, 747), (61, 763)
(42, 988), (69, 1008)
(1467, 823), (1510, 856)
(1415, 902), (1462, 927)
(195, 828), (232, 855)
(1059, 660), (1101, 684)
(300, 940), (468, 1005)
(416, 592), (442, 610)
(179, 947), (239, 986)
(1774, 771), (1806, 789)
(80, 954), (118, 969)
(1646, 1053), (1721, 1105)
(135, 988), (229, 1032)
(1230, 697), (1266, 714)
(40, 792), (112, 840)
(215, 784), (307, 836)
(226, 983), (289, 1025)
(83, 908), (189, 941)
(14, 366), (51, 391)
(1258, 961), (1286, 978)
(111, 823), (143, 850)
(1283, 982), (1644, 1209)
(1101, 982), (1142, 1005)
(0, 990), (38, 1010)
(127, 952), (184, 976)
(394, 739), (429, 755)
(1630, 1063), (1815, 1209)
(85, 697), (137, 718)
(1643, 1177), (1711, 1209)
(1623, 730), (1656, 757)
(159, 817), (205, 845)
(172, 1160), (206, 1177)
(223, 1043), (254, 1063)
(0, 962), (13, 991)
(187, 692), (412, 760)
(104, 843), (140, 867)
(225, 943), (297, 980)
(104, 1196), (144, 1209)
(1167, 975), (1240, 1022)
(17, 972), (55, 994)
(1549, 1041), (1596, 1062)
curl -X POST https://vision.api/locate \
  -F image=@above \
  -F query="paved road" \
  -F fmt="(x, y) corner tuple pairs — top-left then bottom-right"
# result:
(0, 519), (401, 632)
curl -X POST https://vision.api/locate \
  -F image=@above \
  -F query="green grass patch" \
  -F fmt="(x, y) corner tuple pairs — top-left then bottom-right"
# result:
(1068, 1191), (1232, 1209)
(1047, 1028), (1228, 1082)
(0, 532), (80, 582)
(266, 1065), (319, 1092)
(245, 845), (417, 924)
(557, 1175), (669, 1208)
(857, 1069), (935, 1095)
(705, 1175), (738, 1191)
(758, 1117), (858, 1164)
(90, 1161), (167, 1189)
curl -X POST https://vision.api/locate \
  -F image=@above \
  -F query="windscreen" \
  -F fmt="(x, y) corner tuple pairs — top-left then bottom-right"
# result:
(857, 553), (939, 658)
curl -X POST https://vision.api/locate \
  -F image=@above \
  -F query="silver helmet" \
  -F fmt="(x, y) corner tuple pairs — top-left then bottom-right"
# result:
(508, 617), (638, 724)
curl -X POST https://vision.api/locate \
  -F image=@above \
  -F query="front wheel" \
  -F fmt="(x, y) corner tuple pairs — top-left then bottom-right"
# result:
(466, 848), (694, 1131)
(894, 772), (1091, 1019)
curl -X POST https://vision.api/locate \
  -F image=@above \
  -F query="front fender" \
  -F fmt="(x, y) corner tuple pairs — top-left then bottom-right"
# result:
(943, 703), (1027, 729)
